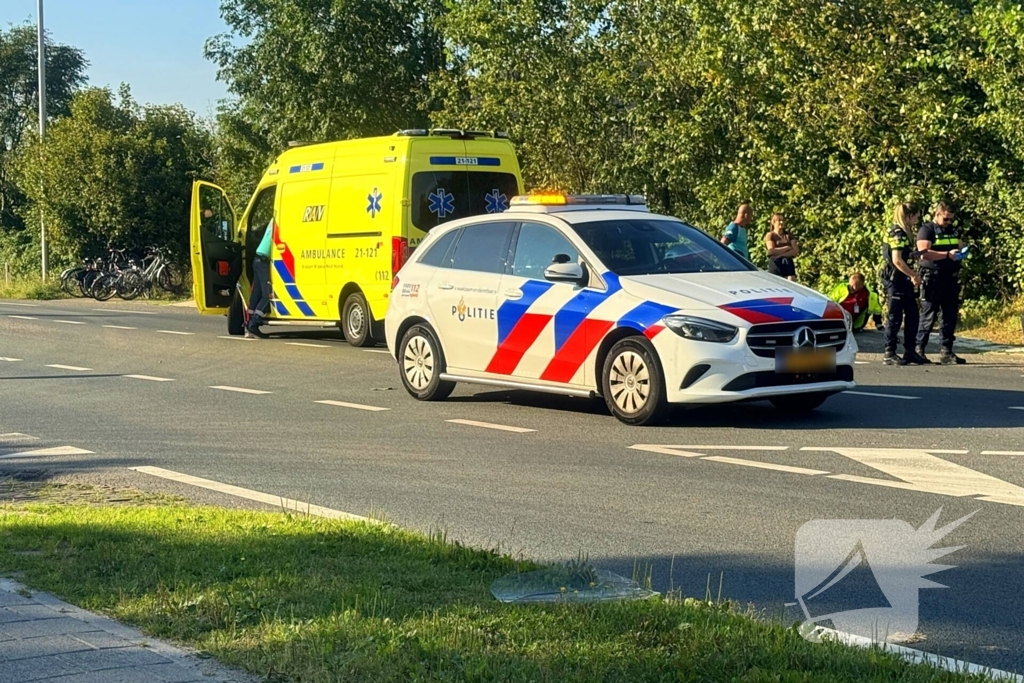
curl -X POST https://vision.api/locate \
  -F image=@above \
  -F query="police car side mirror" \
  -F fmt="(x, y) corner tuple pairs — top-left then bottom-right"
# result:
(544, 261), (585, 285)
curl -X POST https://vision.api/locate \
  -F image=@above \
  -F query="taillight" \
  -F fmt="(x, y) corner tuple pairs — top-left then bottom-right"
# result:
(391, 237), (408, 280)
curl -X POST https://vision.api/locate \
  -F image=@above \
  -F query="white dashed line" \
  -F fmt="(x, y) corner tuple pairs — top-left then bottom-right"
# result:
(103, 325), (137, 330)
(701, 455), (829, 476)
(209, 385), (271, 395)
(217, 335), (255, 341)
(315, 400), (389, 412)
(8, 315), (38, 320)
(53, 320), (86, 325)
(845, 390), (920, 400)
(0, 302), (39, 307)
(0, 446), (93, 460)
(91, 308), (157, 315)
(1010, 407), (1024, 411)
(364, 349), (391, 354)
(158, 330), (194, 336)
(0, 433), (39, 444)
(0, 357), (23, 362)
(446, 419), (536, 434)
(854, 361), (870, 365)
(826, 473), (923, 492)
(656, 445), (789, 451)
(123, 374), (175, 382)
(46, 364), (91, 372)
(131, 466), (370, 522)
(981, 451), (1024, 456)
(287, 342), (330, 349)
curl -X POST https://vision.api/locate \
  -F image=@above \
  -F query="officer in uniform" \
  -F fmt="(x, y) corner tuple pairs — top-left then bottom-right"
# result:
(915, 201), (966, 364)
(881, 203), (926, 365)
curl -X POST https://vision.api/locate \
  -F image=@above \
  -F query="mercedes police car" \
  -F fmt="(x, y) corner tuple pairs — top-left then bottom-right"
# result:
(385, 194), (856, 425)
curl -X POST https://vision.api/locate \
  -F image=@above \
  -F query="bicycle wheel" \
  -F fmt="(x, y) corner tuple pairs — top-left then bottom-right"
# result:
(60, 268), (85, 297)
(92, 273), (117, 301)
(117, 271), (145, 300)
(156, 264), (183, 292)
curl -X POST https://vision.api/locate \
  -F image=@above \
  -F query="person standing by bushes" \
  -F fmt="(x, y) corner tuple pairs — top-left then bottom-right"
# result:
(764, 212), (799, 280)
(916, 201), (967, 364)
(881, 203), (927, 365)
(721, 204), (752, 261)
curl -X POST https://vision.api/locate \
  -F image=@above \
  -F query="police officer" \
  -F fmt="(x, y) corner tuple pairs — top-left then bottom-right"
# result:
(881, 203), (927, 366)
(915, 201), (966, 364)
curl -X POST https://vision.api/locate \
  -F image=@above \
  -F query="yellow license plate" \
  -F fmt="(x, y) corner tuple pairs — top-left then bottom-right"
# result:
(776, 349), (836, 374)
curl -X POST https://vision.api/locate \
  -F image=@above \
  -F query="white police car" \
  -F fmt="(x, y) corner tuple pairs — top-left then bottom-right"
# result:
(385, 194), (856, 425)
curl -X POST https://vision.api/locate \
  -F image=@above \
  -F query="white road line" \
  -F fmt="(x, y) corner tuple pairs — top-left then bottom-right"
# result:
(981, 451), (1024, 456)
(0, 357), (23, 362)
(131, 466), (370, 522)
(287, 342), (330, 349)
(103, 325), (137, 330)
(446, 419), (536, 433)
(315, 400), (389, 412)
(123, 374), (175, 382)
(0, 433), (39, 444)
(826, 473), (924, 492)
(209, 385), (271, 395)
(217, 335), (255, 341)
(701, 455), (828, 476)
(53, 320), (86, 325)
(158, 330), (194, 336)
(364, 349), (391, 354)
(0, 446), (93, 460)
(845, 390), (920, 400)
(854, 361), (870, 365)
(629, 445), (788, 458)
(46, 364), (91, 372)
(91, 308), (157, 315)
(1010, 407), (1024, 411)
(0, 302), (39, 307)
(656, 445), (789, 451)
(8, 315), (38, 320)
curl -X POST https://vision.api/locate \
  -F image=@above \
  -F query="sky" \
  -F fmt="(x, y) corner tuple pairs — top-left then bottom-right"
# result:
(2, 0), (231, 116)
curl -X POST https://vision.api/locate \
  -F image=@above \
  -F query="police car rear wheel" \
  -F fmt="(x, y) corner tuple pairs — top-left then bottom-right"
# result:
(602, 337), (668, 426)
(399, 324), (455, 401)
(342, 292), (374, 347)
(769, 391), (830, 413)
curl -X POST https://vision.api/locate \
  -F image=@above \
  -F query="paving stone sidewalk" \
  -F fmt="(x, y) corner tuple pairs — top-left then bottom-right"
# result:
(0, 579), (255, 683)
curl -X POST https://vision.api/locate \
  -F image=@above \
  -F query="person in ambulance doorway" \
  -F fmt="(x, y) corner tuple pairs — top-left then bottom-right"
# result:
(245, 218), (275, 339)
(916, 201), (967, 364)
(880, 202), (927, 366)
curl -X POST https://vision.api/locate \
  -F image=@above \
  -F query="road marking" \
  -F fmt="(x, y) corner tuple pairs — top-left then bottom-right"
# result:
(46, 364), (91, 372)
(8, 315), (38, 320)
(209, 385), (271, 395)
(0, 357), (23, 362)
(701, 455), (828, 476)
(364, 349), (392, 354)
(158, 330), (194, 336)
(629, 444), (787, 458)
(0, 433), (39, 445)
(287, 342), (331, 348)
(827, 474), (925, 492)
(91, 308), (157, 315)
(1010, 407), (1024, 411)
(0, 446), (93, 460)
(316, 400), (389, 412)
(981, 451), (1024, 456)
(131, 466), (370, 522)
(123, 374), (174, 382)
(217, 335), (255, 341)
(446, 419), (536, 434)
(103, 325), (137, 330)
(804, 447), (1024, 507)
(854, 361), (870, 365)
(845, 390), (920, 400)
(0, 302), (39, 307)
(53, 320), (86, 325)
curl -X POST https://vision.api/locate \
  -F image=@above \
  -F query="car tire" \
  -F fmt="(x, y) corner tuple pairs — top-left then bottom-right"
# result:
(342, 292), (375, 347)
(398, 324), (455, 401)
(601, 336), (668, 426)
(227, 291), (245, 336)
(769, 392), (831, 413)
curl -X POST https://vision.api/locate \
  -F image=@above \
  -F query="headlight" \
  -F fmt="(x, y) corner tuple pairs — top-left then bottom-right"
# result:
(663, 315), (738, 343)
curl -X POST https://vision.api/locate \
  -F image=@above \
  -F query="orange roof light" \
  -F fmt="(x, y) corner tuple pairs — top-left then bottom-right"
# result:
(511, 193), (568, 206)
(510, 193), (647, 208)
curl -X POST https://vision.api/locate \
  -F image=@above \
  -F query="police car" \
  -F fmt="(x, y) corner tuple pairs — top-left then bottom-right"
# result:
(385, 194), (856, 425)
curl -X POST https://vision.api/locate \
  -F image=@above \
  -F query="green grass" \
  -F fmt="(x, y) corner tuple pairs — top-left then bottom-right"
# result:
(960, 297), (1023, 346)
(0, 498), (994, 682)
(0, 276), (66, 300)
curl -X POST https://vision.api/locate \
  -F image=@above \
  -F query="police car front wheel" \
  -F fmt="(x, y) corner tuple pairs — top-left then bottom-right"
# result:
(601, 337), (668, 426)
(399, 324), (456, 401)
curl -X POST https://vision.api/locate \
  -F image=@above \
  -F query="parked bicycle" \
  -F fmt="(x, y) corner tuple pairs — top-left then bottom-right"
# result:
(59, 247), (184, 301)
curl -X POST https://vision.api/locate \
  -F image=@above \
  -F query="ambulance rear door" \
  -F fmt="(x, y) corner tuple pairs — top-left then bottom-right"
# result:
(190, 181), (241, 314)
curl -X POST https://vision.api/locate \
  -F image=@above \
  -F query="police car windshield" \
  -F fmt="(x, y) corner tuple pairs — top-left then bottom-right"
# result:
(570, 219), (754, 276)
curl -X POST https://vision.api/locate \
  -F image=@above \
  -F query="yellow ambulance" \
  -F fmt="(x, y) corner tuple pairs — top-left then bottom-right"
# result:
(190, 129), (523, 345)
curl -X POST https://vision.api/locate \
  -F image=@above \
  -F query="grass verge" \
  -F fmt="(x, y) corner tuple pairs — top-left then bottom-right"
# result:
(0, 276), (65, 300)
(960, 298), (1023, 346)
(0, 491), (992, 682)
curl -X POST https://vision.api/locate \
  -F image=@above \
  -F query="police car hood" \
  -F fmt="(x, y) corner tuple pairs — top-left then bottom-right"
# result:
(618, 271), (844, 324)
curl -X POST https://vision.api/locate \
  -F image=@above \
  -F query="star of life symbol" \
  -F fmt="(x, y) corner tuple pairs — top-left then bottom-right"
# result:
(367, 188), (382, 218)
(484, 189), (509, 214)
(794, 507), (976, 643)
(428, 188), (455, 219)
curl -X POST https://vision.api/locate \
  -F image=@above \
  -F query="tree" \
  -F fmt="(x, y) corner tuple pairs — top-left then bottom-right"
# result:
(13, 87), (215, 268)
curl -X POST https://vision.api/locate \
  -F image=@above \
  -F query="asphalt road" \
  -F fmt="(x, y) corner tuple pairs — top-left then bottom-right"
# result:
(2, 297), (1023, 673)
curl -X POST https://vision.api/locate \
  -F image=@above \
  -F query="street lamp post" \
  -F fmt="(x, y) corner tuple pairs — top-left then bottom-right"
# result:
(37, 0), (47, 281)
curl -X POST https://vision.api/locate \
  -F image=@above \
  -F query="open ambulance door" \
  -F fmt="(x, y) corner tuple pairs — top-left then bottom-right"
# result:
(190, 181), (242, 314)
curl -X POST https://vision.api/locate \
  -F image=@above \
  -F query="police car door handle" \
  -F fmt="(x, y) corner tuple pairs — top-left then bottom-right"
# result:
(504, 288), (523, 300)
(437, 282), (454, 290)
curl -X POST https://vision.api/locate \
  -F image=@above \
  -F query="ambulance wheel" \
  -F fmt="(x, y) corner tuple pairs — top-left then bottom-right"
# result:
(399, 324), (455, 401)
(769, 392), (830, 413)
(227, 291), (245, 336)
(342, 292), (374, 347)
(601, 336), (668, 426)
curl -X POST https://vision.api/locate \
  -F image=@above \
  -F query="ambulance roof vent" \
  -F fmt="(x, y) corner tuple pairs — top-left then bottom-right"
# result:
(494, 130), (510, 139)
(287, 140), (316, 148)
(397, 129), (428, 137)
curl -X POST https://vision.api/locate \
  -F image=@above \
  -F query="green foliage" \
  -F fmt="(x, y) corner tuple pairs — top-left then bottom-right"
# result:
(11, 87), (214, 271)
(0, 276), (64, 300)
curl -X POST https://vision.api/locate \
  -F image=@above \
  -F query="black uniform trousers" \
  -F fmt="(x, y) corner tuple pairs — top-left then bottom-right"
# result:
(247, 257), (272, 325)
(916, 271), (959, 351)
(883, 280), (919, 354)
